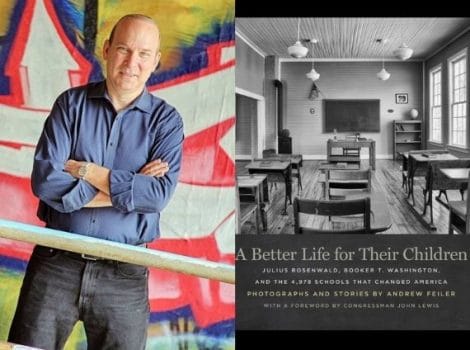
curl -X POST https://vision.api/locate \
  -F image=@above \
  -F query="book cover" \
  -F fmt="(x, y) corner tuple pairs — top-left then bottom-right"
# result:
(235, 14), (470, 336)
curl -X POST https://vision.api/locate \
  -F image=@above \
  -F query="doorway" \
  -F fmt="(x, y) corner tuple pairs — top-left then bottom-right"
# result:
(235, 89), (265, 159)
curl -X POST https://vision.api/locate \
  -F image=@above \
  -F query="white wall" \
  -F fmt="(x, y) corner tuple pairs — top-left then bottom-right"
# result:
(236, 94), (256, 155)
(282, 61), (423, 158)
(235, 35), (265, 96)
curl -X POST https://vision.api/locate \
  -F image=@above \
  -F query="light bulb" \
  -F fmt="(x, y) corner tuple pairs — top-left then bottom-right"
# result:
(394, 44), (413, 60)
(377, 68), (390, 81)
(376, 38), (390, 81)
(306, 68), (320, 81)
(288, 18), (308, 58)
(288, 41), (308, 58)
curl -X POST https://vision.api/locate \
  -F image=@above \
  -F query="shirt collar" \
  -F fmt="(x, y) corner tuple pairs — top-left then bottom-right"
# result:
(88, 80), (153, 114)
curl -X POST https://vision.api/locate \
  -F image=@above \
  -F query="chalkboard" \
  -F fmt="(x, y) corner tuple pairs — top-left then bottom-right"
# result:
(324, 99), (380, 132)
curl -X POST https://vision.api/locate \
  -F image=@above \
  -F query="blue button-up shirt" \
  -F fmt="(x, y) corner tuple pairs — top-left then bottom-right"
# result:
(32, 81), (184, 244)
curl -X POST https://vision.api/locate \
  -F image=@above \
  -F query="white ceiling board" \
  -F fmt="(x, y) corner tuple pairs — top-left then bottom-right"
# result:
(236, 17), (470, 60)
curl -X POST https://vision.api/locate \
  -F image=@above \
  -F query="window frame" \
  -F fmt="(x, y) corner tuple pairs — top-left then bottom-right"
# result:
(429, 64), (442, 143)
(447, 48), (468, 148)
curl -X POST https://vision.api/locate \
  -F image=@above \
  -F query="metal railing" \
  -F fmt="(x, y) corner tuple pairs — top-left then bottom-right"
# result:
(0, 219), (234, 284)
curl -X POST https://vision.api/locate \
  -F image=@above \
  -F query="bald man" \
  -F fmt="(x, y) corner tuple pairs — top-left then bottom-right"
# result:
(9, 14), (184, 349)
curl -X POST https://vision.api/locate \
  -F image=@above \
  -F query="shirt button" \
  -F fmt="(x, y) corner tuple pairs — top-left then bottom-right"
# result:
(110, 142), (114, 146)
(92, 219), (96, 223)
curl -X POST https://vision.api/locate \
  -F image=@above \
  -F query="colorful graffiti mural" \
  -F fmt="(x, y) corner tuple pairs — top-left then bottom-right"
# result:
(0, 0), (235, 348)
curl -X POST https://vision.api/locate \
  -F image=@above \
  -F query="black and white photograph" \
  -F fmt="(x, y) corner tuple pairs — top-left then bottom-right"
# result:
(235, 17), (470, 235)
(396, 93), (409, 104)
(235, 17), (470, 332)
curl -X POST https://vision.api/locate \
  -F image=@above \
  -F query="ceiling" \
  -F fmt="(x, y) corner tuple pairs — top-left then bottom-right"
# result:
(236, 17), (470, 60)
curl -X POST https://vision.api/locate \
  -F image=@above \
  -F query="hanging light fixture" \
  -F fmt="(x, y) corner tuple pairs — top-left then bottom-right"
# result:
(394, 43), (413, 60)
(376, 39), (390, 81)
(288, 18), (308, 58)
(305, 39), (320, 81)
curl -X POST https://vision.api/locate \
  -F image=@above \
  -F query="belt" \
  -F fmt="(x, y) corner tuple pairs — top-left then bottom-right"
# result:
(69, 251), (108, 261)
(37, 244), (147, 262)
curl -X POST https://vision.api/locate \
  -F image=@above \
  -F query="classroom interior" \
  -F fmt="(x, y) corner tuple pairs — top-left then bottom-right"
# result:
(235, 17), (470, 235)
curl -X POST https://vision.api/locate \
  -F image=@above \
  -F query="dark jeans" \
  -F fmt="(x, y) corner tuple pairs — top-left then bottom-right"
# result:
(8, 245), (149, 350)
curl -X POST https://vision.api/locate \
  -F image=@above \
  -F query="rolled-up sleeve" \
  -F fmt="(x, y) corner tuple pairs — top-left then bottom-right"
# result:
(31, 94), (98, 213)
(109, 109), (184, 213)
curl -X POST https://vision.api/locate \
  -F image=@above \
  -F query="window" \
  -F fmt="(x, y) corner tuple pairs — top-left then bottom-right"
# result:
(429, 66), (442, 143)
(449, 49), (467, 147)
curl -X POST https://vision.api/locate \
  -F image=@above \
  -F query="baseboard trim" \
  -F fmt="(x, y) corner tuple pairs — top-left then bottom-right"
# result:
(301, 154), (393, 160)
(236, 155), (253, 160)
(235, 154), (394, 160)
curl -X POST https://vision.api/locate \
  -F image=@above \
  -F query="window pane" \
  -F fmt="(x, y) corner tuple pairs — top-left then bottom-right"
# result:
(430, 69), (442, 142)
(450, 53), (467, 146)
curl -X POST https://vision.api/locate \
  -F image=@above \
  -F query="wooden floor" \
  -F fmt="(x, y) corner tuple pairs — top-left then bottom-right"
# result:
(237, 159), (461, 235)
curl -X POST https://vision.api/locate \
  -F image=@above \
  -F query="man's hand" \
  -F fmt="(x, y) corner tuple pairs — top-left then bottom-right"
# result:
(85, 191), (112, 207)
(65, 158), (168, 183)
(65, 160), (110, 195)
(139, 159), (169, 177)
(64, 159), (86, 179)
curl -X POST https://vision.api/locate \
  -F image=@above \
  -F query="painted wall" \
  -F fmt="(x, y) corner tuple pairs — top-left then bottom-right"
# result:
(264, 55), (279, 150)
(281, 61), (423, 157)
(235, 34), (264, 96)
(0, 1), (235, 349)
(235, 94), (255, 155)
(425, 29), (470, 156)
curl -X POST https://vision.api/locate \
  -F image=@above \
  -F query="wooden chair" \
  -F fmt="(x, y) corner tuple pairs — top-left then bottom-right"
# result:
(261, 150), (280, 191)
(324, 169), (372, 228)
(421, 159), (470, 226)
(400, 152), (409, 192)
(448, 172), (470, 234)
(404, 149), (450, 195)
(261, 153), (303, 195)
(342, 136), (361, 163)
(324, 169), (372, 199)
(289, 155), (303, 194)
(342, 148), (360, 164)
(236, 182), (259, 234)
(293, 197), (371, 234)
(278, 154), (303, 195)
(343, 146), (360, 156)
